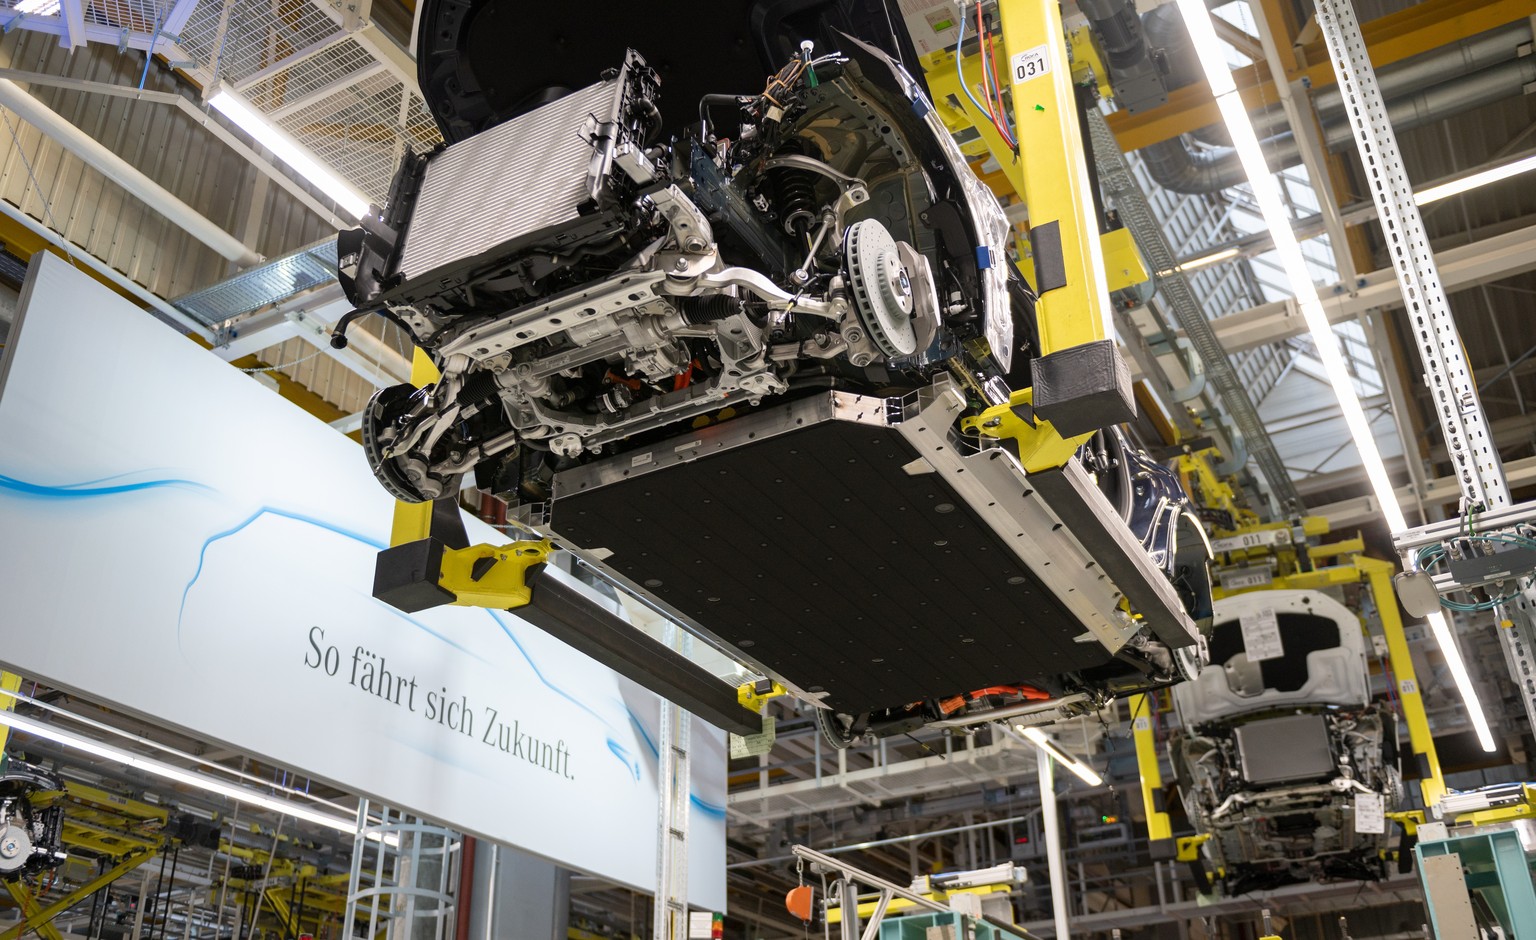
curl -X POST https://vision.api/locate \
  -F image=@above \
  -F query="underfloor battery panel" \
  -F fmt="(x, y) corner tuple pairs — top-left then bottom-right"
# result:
(548, 381), (1195, 716)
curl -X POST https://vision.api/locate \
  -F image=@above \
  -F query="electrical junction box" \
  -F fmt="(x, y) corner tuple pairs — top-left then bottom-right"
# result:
(1447, 543), (1536, 586)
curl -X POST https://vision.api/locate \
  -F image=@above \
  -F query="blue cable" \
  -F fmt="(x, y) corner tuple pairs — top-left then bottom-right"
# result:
(955, 6), (1014, 146)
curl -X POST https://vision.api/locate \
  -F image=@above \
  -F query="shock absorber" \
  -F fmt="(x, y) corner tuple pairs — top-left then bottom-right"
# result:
(767, 137), (821, 237)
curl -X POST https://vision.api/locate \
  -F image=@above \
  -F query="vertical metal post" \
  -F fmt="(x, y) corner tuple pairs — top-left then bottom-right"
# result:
(1365, 309), (1431, 522)
(1314, 0), (1506, 510)
(130, 871), (149, 940)
(839, 879), (859, 940)
(652, 624), (692, 940)
(1315, 0), (1536, 738)
(480, 845), (499, 940)
(1038, 754), (1069, 940)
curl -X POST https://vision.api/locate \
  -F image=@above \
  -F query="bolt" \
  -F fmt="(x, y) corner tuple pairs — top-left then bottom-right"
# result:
(673, 258), (689, 272)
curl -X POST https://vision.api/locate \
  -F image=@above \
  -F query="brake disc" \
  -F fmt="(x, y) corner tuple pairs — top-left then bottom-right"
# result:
(844, 219), (918, 359)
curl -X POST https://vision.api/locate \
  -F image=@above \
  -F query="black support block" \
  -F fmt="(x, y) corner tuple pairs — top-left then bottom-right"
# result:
(1031, 339), (1135, 437)
(373, 538), (458, 613)
(518, 570), (762, 737)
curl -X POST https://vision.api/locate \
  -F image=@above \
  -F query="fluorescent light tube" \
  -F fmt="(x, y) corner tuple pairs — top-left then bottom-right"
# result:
(1178, 1), (1496, 752)
(1174, 0), (1237, 95)
(1159, 246), (1240, 277)
(1414, 154), (1536, 206)
(1424, 611), (1496, 751)
(208, 87), (371, 220)
(0, 710), (359, 833)
(1019, 726), (1103, 786)
(14, 0), (60, 14)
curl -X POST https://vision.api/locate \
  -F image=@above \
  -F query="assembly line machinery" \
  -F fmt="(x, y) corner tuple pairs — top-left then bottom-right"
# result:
(335, 0), (1536, 935)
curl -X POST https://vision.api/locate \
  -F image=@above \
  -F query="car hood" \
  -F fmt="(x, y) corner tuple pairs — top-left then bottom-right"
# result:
(415, 0), (922, 143)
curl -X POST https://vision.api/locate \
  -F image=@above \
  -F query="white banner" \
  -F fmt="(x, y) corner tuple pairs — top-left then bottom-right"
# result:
(0, 254), (725, 908)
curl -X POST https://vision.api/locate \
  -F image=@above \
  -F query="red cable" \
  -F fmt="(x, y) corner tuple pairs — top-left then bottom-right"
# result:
(981, 6), (1016, 149)
(975, 2), (1016, 149)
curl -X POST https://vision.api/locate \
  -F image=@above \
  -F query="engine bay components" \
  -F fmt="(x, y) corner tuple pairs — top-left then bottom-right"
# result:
(343, 0), (1214, 741)
(1170, 590), (1401, 895)
(0, 758), (67, 881)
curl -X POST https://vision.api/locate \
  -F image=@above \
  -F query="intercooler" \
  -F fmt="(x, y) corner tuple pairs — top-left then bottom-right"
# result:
(396, 79), (623, 282)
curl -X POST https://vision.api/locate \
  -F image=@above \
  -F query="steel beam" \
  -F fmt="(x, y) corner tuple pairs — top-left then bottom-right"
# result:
(55, 0), (84, 51)
(159, 0), (200, 41)
(1, 883), (63, 940)
(0, 201), (214, 340)
(1309, 456), (1536, 529)
(1106, 0), (1536, 151)
(1205, 221), (1536, 354)
(0, 79), (259, 265)
(268, 62), (388, 120)
(0, 18), (193, 61)
(0, 852), (155, 940)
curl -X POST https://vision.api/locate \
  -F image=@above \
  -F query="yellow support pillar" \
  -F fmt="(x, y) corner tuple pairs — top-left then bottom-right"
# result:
(389, 348), (442, 548)
(3, 882), (64, 940)
(1128, 694), (1175, 861)
(1360, 557), (1445, 806)
(963, 0), (1134, 470)
(998, 0), (1111, 356)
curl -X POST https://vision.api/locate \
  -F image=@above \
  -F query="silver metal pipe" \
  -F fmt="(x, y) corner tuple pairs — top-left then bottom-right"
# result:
(1323, 54), (1536, 150)
(1039, 752), (1069, 940)
(1311, 22), (1532, 116)
(0, 200), (215, 341)
(1143, 23), (1536, 194)
(0, 79), (260, 265)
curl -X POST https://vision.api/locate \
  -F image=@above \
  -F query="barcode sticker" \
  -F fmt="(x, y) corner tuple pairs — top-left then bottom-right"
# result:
(729, 715), (776, 759)
(1354, 792), (1386, 834)
(1239, 607), (1284, 662)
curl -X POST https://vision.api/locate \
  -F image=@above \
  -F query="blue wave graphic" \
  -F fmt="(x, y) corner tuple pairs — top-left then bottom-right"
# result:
(173, 497), (630, 758)
(485, 610), (612, 727)
(4, 469), (721, 807)
(628, 710), (727, 820)
(608, 738), (642, 781)
(178, 505), (387, 635)
(0, 471), (211, 498)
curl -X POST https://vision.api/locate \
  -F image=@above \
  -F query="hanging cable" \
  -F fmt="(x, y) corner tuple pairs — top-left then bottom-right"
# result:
(956, 3), (1016, 149)
(980, 4), (1017, 145)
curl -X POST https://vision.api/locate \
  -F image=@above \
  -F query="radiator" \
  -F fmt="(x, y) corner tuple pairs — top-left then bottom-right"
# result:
(396, 79), (620, 281)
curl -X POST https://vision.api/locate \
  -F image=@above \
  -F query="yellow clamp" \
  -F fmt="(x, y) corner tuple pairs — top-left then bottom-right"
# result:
(737, 680), (787, 715)
(961, 388), (1084, 473)
(439, 539), (551, 610)
(1386, 810), (1425, 837)
(1175, 833), (1210, 863)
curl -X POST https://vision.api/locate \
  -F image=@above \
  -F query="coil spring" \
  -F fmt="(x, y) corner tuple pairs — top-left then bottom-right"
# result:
(768, 138), (820, 236)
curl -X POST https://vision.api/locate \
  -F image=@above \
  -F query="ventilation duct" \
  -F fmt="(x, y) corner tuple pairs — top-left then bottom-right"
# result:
(1137, 12), (1535, 194)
